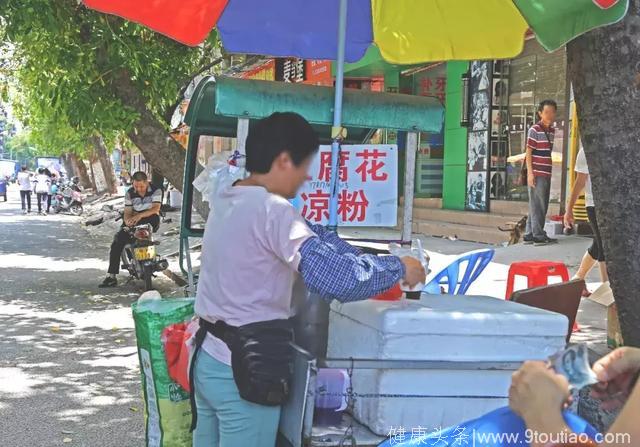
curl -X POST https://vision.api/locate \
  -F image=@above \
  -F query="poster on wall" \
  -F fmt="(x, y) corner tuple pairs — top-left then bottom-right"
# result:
(492, 78), (509, 106)
(491, 109), (508, 136)
(466, 61), (493, 212)
(471, 61), (490, 92)
(466, 171), (487, 211)
(490, 171), (507, 199)
(293, 145), (398, 227)
(467, 131), (488, 171)
(471, 91), (490, 131)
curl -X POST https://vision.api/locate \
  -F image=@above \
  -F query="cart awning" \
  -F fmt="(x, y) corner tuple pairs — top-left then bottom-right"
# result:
(185, 77), (444, 140)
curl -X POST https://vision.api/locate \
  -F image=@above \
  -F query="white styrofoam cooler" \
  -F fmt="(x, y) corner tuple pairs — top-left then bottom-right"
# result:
(327, 294), (568, 436)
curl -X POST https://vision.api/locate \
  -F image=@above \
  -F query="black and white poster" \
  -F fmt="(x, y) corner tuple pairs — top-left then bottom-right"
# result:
(490, 171), (506, 199)
(492, 78), (509, 106)
(466, 171), (487, 211)
(471, 91), (490, 131)
(466, 61), (493, 212)
(468, 131), (488, 171)
(471, 61), (490, 92)
(491, 109), (508, 136)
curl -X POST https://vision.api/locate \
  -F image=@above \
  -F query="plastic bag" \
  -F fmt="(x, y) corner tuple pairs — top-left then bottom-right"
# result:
(377, 406), (598, 447)
(192, 151), (247, 206)
(389, 239), (430, 293)
(161, 318), (199, 393)
(132, 297), (195, 447)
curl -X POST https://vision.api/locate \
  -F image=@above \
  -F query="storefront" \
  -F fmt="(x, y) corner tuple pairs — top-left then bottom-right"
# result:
(442, 38), (570, 215)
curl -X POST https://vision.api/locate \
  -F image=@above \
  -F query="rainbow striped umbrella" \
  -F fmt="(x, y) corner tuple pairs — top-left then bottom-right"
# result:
(84, 0), (627, 63)
(84, 0), (628, 227)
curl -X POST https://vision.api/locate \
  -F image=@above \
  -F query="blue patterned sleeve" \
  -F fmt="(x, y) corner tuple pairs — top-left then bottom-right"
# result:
(298, 236), (405, 303)
(307, 223), (362, 256)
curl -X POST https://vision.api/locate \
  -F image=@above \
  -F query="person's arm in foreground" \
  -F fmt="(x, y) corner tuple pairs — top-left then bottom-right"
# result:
(564, 173), (588, 230)
(509, 361), (572, 447)
(298, 236), (425, 303)
(510, 348), (640, 447)
(590, 347), (640, 446)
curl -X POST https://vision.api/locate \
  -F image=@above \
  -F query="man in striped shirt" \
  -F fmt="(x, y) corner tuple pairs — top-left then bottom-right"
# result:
(524, 99), (558, 245)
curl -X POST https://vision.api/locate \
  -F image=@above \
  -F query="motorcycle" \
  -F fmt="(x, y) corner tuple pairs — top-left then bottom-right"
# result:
(118, 217), (169, 291)
(51, 182), (83, 215)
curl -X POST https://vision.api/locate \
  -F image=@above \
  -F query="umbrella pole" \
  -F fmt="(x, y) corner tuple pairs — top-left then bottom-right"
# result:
(327, 0), (348, 231)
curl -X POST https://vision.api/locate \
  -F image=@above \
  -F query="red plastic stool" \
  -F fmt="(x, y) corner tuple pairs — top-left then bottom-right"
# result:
(505, 261), (578, 332)
(505, 261), (570, 300)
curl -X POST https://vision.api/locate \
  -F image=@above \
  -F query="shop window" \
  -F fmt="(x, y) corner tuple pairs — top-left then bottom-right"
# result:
(497, 40), (567, 202)
(410, 64), (446, 198)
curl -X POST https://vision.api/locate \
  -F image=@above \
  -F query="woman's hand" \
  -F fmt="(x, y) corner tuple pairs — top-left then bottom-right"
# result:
(564, 210), (575, 230)
(591, 347), (640, 411)
(509, 361), (571, 438)
(527, 173), (536, 188)
(400, 256), (426, 289)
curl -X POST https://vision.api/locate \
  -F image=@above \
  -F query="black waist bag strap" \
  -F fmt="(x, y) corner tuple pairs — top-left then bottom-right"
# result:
(189, 318), (294, 432)
(188, 318), (227, 432)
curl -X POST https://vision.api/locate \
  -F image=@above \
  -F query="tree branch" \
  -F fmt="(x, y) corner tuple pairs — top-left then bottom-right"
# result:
(162, 56), (224, 125)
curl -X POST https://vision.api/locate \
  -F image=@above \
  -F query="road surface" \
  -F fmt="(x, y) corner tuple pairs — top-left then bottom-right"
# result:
(0, 185), (178, 446)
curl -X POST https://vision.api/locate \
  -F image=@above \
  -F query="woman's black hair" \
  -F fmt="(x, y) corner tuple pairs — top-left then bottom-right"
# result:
(245, 112), (319, 174)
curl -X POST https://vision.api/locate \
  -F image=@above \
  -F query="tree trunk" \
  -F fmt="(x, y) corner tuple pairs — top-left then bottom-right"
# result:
(88, 152), (99, 193)
(110, 70), (186, 193)
(61, 153), (75, 178)
(110, 69), (209, 218)
(91, 135), (118, 194)
(151, 168), (165, 190)
(567, 1), (640, 347)
(69, 153), (93, 190)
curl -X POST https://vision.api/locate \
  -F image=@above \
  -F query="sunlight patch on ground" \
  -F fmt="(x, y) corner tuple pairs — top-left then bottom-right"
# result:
(1, 302), (136, 330)
(0, 253), (107, 272)
(0, 367), (46, 397)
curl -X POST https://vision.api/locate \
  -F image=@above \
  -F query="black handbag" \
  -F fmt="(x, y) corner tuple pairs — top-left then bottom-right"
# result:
(189, 317), (294, 431)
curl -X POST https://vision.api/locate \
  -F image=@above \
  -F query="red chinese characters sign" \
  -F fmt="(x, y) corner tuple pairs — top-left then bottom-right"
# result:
(295, 145), (398, 226)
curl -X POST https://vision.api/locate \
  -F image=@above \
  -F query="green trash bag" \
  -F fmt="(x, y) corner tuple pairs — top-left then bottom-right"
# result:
(132, 297), (195, 447)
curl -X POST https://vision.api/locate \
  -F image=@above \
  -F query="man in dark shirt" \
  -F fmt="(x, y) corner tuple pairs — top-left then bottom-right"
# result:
(99, 171), (162, 288)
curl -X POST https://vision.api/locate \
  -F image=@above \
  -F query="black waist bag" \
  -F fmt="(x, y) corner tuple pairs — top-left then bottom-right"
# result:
(189, 317), (294, 431)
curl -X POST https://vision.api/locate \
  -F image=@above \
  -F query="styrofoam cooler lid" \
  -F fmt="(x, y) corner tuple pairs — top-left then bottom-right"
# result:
(330, 294), (568, 337)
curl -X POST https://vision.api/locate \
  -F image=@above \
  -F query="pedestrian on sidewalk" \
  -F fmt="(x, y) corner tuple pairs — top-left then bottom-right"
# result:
(44, 169), (55, 214)
(524, 99), (558, 246)
(34, 168), (51, 215)
(564, 146), (608, 295)
(17, 166), (32, 214)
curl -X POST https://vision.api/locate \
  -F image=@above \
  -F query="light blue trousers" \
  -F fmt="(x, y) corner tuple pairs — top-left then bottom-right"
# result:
(193, 349), (281, 447)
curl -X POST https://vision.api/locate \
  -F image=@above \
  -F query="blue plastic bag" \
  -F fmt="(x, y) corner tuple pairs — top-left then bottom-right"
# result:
(377, 406), (598, 447)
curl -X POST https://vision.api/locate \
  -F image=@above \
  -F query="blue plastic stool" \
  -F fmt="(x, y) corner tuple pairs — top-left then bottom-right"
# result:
(423, 248), (495, 295)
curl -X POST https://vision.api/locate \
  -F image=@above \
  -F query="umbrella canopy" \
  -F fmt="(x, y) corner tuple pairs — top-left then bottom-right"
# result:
(84, 0), (628, 63)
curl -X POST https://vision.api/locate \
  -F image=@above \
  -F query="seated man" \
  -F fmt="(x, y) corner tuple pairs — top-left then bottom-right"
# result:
(99, 171), (162, 288)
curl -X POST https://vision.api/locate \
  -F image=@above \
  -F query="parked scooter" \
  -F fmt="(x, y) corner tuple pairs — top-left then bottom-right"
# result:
(51, 177), (84, 215)
(117, 214), (169, 291)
